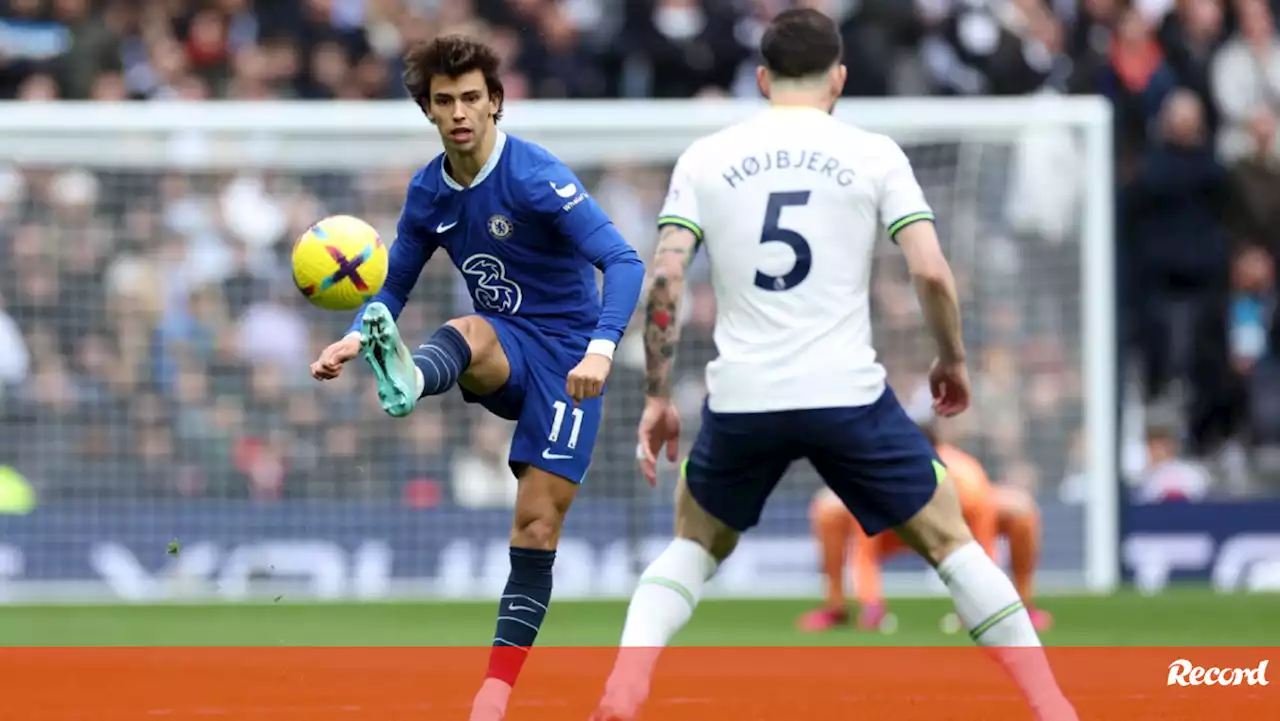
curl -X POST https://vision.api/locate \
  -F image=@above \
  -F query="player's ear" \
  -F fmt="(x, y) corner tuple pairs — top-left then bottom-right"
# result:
(490, 91), (504, 122)
(756, 66), (770, 99)
(832, 64), (848, 96)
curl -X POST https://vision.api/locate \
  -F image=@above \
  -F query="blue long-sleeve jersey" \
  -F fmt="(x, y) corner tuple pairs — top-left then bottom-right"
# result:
(348, 132), (644, 353)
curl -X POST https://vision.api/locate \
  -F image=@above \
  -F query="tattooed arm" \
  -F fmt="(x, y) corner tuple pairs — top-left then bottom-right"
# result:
(643, 225), (700, 398)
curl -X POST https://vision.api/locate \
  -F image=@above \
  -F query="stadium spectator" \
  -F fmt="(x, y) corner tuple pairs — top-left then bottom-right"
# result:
(1211, 0), (1280, 164)
(1132, 419), (1214, 502)
(1230, 246), (1280, 436)
(451, 414), (519, 509)
(1126, 89), (1228, 407)
(1157, 0), (1225, 136)
(1224, 98), (1280, 249)
(1066, 0), (1124, 95)
(393, 409), (451, 508)
(918, 0), (1063, 96)
(1098, 5), (1180, 173)
(622, 0), (750, 98)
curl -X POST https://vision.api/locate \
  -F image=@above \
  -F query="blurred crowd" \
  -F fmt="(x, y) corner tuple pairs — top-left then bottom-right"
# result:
(2, 0), (1280, 508)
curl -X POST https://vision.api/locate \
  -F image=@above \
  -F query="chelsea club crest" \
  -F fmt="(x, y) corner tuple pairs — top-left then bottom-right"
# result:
(487, 214), (513, 240)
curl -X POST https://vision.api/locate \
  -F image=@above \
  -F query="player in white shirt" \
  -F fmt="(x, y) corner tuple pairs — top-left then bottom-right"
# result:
(590, 9), (1078, 721)
(654, 88), (932, 416)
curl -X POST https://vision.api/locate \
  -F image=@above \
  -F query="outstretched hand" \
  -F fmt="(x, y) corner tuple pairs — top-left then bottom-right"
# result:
(310, 334), (361, 380)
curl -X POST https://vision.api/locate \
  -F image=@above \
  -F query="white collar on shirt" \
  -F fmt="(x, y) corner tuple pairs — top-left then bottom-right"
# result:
(441, 130), (507, 191)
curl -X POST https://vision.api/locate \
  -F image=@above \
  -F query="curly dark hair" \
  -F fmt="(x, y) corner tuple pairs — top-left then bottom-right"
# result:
(402, 35), (505, 122)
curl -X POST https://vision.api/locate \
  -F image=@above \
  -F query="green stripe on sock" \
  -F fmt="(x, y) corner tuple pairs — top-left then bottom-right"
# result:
(968, 600), (1025, 641)
(639, 576), (697, 611)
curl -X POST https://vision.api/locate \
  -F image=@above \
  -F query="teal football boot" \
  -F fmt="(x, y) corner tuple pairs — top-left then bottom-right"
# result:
(359, 302), (419, 418)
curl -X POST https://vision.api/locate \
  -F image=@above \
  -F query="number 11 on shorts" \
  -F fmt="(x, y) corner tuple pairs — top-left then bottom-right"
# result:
(549, 400), (584, 450)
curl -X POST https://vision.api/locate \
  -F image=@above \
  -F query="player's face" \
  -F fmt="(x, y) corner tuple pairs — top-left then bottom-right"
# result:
(425, 70), (499, 154)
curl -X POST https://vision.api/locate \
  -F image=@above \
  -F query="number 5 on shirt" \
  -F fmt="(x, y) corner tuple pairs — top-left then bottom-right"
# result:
(755, 190), (812, 292)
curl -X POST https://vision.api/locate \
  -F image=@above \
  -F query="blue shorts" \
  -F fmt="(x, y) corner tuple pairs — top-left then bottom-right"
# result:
(458, 314), (601, 484)
(684, 387), (943, 535)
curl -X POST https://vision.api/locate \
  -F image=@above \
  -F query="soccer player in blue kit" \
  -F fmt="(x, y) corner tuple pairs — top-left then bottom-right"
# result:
(309, 36), (645, 721)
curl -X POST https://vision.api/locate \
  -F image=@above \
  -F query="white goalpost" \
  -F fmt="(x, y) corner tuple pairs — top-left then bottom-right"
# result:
(0, 96), (1116, 603)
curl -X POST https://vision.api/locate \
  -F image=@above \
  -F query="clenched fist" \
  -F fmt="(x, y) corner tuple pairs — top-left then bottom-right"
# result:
(310, 333), (361, 380)
(566, 352), (612, 404)
(928, 357), (971, 418)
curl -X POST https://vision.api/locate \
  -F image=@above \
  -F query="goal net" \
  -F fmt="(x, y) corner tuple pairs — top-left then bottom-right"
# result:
(0, 97), (1116, 603)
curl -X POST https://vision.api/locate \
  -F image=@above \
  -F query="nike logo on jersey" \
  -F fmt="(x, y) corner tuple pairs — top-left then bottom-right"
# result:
(507, 604), (538, 613)
(436, 221), (458, 233)
(542, 448), (573, 460)
(550, 181), (578, 198)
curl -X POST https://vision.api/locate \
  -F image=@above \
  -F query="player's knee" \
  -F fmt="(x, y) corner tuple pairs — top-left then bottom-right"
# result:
(510, 509), (564, 550)
(674, 526), (737, 563)
(445, 316), (510, 372)
(673, 483), (738, 562)
(447, 315), (510, 392)
(445, 316), (493, 354)
(913, 523), (973, 567)
(673, 507), (738, 562)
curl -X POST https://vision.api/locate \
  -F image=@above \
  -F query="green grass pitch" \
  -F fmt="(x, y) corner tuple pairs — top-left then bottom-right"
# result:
(1, 588), (1275, 646)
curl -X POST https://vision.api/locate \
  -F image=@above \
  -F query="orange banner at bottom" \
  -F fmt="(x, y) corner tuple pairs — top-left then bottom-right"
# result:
(1, 647), (1275, 720)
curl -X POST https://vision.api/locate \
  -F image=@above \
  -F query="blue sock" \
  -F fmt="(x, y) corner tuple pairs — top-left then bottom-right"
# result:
(411, 324), (471, 397)
(486, 547), (556, 686)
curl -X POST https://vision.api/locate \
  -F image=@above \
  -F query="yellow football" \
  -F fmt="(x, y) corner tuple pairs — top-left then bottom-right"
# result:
(292, 215), (388, 311)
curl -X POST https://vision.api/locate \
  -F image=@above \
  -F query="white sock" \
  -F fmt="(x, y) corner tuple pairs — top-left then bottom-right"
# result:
(937, 542), (1074, 717)
(414, 366), (426, 397)
(620, 538), (718, 647)
(603, 537), (718, 696)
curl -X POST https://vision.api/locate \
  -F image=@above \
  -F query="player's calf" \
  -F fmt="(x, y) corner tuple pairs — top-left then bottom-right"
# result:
(508, 464), (576, 550)
(595, 477), (728, 720)
(476, 467), (578, 717)
(895, 480), (1038, 646)
(895, 478), (1076, 721)
(621, 476), (732, 647)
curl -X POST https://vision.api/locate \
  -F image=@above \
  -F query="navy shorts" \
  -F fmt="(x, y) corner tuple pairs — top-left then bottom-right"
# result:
(458, 314), (602, 484)
(684, 387), (944, 535)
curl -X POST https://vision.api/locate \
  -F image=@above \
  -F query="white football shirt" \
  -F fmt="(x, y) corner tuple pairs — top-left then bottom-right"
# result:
(659, 106), (934, 413)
